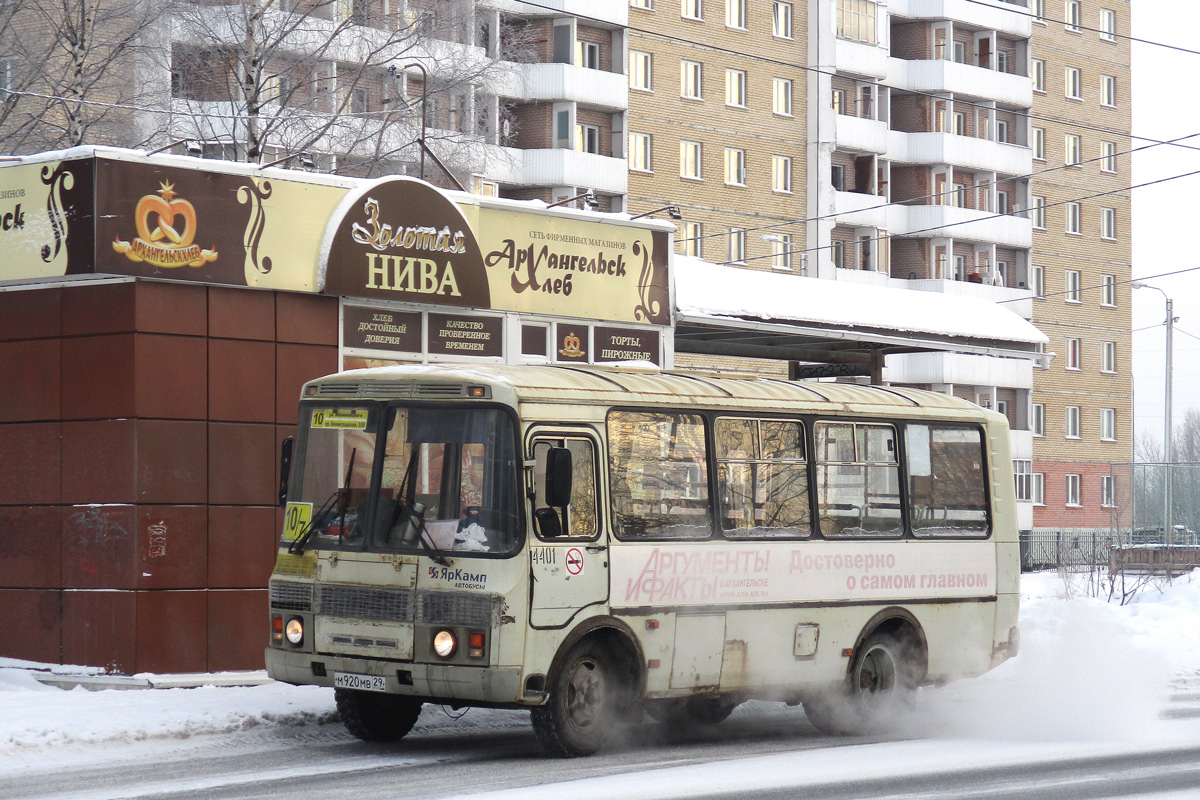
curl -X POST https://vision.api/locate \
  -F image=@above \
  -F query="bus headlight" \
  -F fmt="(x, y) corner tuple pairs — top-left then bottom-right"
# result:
(285, 618), (304, 646)
(432, 629), (457, 658)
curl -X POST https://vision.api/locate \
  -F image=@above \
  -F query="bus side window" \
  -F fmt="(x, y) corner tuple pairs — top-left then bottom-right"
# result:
(715, 417), (810, 539)
(532, 438), (598, 539)
(906, 424), (989, 537)
(815, 421), (902, 538)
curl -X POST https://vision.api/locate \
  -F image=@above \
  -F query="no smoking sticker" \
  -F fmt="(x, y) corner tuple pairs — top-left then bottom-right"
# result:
(565, 547), (584, 576)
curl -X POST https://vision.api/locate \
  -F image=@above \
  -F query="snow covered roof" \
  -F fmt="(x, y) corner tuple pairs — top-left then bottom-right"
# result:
(673, 257), (1047, 362)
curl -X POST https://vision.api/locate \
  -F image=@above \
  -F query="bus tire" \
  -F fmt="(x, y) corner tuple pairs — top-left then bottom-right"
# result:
(804, 631), (920, 736)
(531, 640), (615, 757)
(335, 688), (422, 742)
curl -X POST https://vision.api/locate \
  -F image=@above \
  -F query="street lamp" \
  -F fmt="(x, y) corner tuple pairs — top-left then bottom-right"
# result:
(1133, 281), (1176, 548)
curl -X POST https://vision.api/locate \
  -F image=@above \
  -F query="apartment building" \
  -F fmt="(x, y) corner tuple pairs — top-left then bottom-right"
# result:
(1026, 0), (1132, 533)
(626, 0), (1132, 539)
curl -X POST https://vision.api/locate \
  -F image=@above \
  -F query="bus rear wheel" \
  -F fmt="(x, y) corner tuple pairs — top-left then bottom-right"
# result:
(804, 631), (920, 736)
(335, 688), (423, 742)
(532, 641), (615, 757)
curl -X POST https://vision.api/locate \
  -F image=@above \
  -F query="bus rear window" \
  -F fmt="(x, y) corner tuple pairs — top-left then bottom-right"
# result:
(608, 411), (712, 540)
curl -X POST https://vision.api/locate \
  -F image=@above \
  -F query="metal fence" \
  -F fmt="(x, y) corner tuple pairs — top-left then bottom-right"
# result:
(1019, 530), (1118, 572)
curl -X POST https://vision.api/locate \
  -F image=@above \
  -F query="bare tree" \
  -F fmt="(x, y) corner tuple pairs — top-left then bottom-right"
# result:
(166, 0), (533, 181)
(0, 0), (167, 152)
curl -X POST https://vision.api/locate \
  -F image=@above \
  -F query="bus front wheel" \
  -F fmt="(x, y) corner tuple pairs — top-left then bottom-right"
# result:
(335, 688), (423, 742)
(531, 640), (615, 757)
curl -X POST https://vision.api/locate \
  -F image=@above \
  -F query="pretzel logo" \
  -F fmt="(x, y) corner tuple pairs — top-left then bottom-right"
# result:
(113, 181), (218, 268)
(558, 332), (585, 359)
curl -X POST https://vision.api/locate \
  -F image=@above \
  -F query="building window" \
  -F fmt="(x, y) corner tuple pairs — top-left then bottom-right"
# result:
(949, 183), (966, 208)
(680, 140), (702, 179)
(629, 51), (652, 91)
(1032, 264), (1045, 297)
(1065, 201), (1082, 234)
(773, 2), (793, 37)
(1066, 338), (1082, 370)
(681, 221), (702, 257)
(1101, 475), (1115, 506)
(831, 164), (844, 191)
(1101, 74), (1116, 107)
(1032, 127), (1046, 160)
(773, 78), (793, 116)
(1015, 460), (1033, 502)
(1101, 273), (1116, 306)
(1064, 133), (1082, 166)
(1065, 405), (1081, 438)
(725, 147), (747, 185)
(1065, 66), (1082, 99)
(837, 0), (878, 44)
(1101, 140), (1117, 173)
(832, 88), (847, 114)
(1031, 196), (1046, 229)
(681, 60), (702, 99)
(1101, 206), (1116, 239)
(727, 227), (746, 262)
(576, 124), (600, 154)
(1065, 0), (1081, 32)
(1100, 8), (1117, 41)
(832, 240), (846, 269)
(1032, 59), (1045, 92)
(1065, 269), (1081, 302)
(770, 234), (792, 270)
(1033, 472), (1045, 505)
(1033, 403), (1045, 436)
(682, 0), (702, 19)
(1065, 474), (1081, 506)
(474, 179), (499, 197)
(630, 0), (652, 8)
(725, 68), (746, 107)
(952, 111), (966, 136)
(726, 0), (746, 28)
(576, 41), (600, 70)
(1101, 341), (1117, 373)
(629, 132), (651, 171)
(1101, 408), (1116, 441)
(1032, 0), (1046, 23)
(350, 88), (368, 114)
(997, 191), (1009, 215)
(998, 50), (1009, 74)
(997, 120), (1009, 143)
(772, 155), (792, 193)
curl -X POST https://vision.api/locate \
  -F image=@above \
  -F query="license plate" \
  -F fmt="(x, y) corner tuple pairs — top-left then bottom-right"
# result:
(333, 672), (388, 693)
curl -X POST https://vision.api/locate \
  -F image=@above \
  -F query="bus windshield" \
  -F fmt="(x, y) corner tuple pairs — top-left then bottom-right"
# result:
(286, 404), (521, 556)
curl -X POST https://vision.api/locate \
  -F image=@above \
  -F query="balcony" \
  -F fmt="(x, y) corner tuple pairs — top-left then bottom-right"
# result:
(883, 351), (1034, 389)
(834, 37), (889, 80)
(835, 114), (889, 154)
(889, 0), (1032, 38)
(485, 146), (627, 194)
(833, 189), (888, 228)
(513, 63), (627, 111)
(894, 204), (1032, 247)
(907, 277), (1034, 318)
(489, 0), (626, 26)
(889, 131), (1032, 175)
(887, 58), (1032, 106)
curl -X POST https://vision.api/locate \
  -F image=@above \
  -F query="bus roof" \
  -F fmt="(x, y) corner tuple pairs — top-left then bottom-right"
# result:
(307, 364), (994, 419)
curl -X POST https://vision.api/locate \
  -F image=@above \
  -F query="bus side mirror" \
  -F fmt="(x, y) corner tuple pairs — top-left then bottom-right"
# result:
(545, 447), (573, 508)
(278, 436), (294, 509)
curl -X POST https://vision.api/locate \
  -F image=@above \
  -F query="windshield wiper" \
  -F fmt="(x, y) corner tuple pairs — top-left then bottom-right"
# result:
(403, 502), (452, 567)
(288, 448), (357, 556)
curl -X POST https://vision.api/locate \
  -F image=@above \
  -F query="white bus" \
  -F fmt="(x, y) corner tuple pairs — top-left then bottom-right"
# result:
(266, 364), (1019, 756)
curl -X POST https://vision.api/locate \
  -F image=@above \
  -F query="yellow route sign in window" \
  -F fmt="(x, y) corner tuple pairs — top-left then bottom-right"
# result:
(310, 408), (369, 429)
(282, 502), (313, 543)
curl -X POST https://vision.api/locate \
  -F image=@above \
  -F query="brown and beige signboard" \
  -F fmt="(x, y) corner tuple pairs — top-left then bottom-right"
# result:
(322, 176), (670, 326)
(427, 312), (504, 358)
(594, 326), (661, 364)
(0, 159), (95, 280)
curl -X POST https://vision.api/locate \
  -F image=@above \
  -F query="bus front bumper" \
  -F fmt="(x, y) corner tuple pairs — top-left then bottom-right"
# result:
(265, 647), (524, 705)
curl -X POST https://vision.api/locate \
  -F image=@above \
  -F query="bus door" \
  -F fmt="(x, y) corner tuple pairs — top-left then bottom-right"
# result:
(528, 431), (608, 627)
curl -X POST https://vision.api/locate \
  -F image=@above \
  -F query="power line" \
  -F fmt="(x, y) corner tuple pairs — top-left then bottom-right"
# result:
(959, 0), (1200, 58)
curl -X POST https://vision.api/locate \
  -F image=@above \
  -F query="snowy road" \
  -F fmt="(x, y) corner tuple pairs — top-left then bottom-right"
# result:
(4, 572), (1200, 799)
(3, 699), (1200, 800)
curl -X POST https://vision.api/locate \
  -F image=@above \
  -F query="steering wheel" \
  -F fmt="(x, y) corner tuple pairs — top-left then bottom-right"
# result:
(458, 506), (482, 531)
